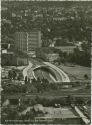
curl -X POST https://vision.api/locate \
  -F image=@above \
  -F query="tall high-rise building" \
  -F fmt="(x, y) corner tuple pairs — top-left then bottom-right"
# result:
(15, 30), (42, 53)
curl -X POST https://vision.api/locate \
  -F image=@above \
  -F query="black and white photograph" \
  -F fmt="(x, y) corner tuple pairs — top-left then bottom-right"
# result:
(1, 0), (91, 124)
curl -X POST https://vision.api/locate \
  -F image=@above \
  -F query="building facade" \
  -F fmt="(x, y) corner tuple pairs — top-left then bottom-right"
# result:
(15, 30), (42, 53)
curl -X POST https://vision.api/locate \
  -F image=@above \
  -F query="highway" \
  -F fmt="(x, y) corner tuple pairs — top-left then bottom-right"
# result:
(44, 62), (70, 82)
(23, 61), (70, 82)
(23, 59), (70, 83)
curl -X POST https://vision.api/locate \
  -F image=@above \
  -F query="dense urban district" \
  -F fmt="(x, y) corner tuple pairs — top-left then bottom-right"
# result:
(1, 1), (91, 125)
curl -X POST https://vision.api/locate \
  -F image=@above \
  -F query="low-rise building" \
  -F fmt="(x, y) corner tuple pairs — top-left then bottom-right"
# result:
(36, 47), (59, 62)
(55, 46), (76, 54)
(46, 53), (59, 62)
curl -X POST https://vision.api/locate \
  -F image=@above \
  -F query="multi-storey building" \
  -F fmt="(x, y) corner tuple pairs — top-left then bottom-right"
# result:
(15, 30), (42, 53)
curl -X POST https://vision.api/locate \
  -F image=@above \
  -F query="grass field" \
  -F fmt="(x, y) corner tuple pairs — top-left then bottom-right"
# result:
(58, 64), (90, 82)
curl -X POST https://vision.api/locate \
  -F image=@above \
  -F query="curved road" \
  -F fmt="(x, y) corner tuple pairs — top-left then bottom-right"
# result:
(23, 62), (33, 80)
(23, 60), (70, 82)
(44, 62), (70, 82)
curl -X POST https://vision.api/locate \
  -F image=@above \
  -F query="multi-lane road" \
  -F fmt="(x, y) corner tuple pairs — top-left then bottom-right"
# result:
(23, 59), (70, 82)
(44, 62), (70, 82)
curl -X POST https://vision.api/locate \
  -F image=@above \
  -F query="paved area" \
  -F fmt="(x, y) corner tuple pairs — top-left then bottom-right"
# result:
(42, 107), (77, 119)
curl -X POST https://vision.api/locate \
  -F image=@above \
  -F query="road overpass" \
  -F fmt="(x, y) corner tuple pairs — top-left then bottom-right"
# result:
(23, 60), (70, 82)
(44, 62), (70, 82)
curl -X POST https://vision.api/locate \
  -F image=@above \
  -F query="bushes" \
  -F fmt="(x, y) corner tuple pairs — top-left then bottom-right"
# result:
(35, 96), (72, 107)
(34, 96), (89, 107)
(31, 78), (58, 93)
(8, 69), (23, 80)
(3, 84), (27, 93)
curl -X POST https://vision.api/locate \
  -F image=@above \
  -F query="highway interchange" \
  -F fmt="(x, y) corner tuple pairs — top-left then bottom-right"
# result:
(23, 59), (70, 83)
(21, 59), (90, 97)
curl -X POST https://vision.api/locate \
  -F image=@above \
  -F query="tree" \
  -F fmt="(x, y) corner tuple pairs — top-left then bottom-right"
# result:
(25, 76), (28, 84)
(8, 70), (12, 79)
(12, 70), (17, 80)
(84, 74), (88, 80)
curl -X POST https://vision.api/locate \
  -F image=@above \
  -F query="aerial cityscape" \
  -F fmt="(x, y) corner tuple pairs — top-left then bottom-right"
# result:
(1, 0), (91, 124)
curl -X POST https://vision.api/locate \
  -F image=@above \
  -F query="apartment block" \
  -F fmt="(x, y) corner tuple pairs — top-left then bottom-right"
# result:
(15, 30), (42, 53)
